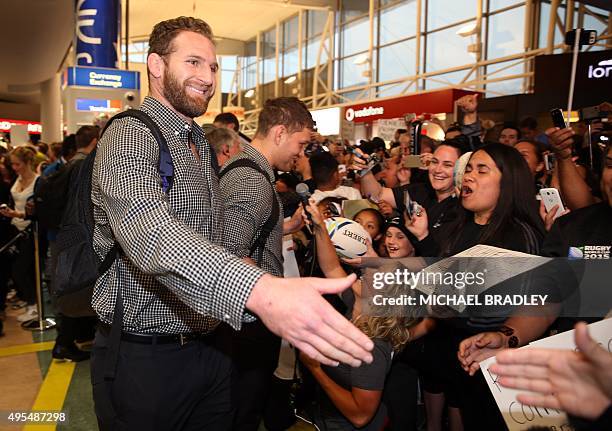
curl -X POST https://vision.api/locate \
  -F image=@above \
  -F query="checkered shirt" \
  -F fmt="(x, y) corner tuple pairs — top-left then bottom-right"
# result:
(219, 144), (284, 277)
(91, 96), (266, 334)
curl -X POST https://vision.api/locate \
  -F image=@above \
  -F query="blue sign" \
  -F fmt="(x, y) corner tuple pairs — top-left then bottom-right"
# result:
(75, 98), (122, 112)
(66, 66), (140, 90)
(76, 0), (120, 68)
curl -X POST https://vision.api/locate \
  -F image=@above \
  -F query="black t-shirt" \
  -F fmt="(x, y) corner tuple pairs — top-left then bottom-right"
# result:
(542, 202), (612, 323)
(316, 338), (393, 431)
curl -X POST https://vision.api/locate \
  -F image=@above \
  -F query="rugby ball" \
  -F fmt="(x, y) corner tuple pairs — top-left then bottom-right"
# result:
(324, 217), (371, 259)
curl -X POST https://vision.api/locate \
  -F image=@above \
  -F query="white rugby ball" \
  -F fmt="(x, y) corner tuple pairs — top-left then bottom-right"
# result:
(324, 217), (371, 259)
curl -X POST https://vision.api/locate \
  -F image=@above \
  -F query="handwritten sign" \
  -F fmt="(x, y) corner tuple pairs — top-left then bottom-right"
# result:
(481, 318), (612, 430)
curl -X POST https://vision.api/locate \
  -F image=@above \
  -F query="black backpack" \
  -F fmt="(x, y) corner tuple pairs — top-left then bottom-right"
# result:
(52, 110), (173, 316)
(33, 161), (79, 231)
(219, 158), (280, 266)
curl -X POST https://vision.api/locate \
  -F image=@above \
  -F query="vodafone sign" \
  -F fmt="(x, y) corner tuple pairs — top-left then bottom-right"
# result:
(345, 106), (384, 122)
(0, 119), (42, 135)
(344, 89), (478, 123)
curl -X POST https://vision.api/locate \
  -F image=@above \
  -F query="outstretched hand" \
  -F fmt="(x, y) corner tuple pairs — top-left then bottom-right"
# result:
(247, 273), (374, 367)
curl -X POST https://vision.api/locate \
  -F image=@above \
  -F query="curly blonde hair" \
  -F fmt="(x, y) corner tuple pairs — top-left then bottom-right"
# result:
(353, 314), (416, 353)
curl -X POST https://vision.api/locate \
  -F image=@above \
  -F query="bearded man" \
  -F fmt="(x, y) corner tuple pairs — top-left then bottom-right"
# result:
(89, 16), (373, 430)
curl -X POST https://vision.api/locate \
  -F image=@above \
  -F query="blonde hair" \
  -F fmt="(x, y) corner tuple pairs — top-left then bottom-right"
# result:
(10, 146), (36, 170)
(352, 267), (422, 352)
(353, 315), (416, 353)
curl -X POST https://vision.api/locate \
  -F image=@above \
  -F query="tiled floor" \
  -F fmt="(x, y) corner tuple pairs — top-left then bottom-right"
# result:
(0, 304), (314, 431)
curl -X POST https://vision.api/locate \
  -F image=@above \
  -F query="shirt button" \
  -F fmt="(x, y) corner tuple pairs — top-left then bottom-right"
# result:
(174, 131), (179, 136)
(223, 314), (230, 321)
(184, 124), (190, 130)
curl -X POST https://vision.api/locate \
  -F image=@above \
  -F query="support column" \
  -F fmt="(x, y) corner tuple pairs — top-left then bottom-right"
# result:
(40, 73), (62, 143)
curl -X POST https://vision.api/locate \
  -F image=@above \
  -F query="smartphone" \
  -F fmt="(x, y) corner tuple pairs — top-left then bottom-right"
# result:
(539, 188), (565, 218)
(544, 153), (556, 171)
(403, 191), (421, 218)
(402, 155), (425, 169)
(550, 108), (567, 129)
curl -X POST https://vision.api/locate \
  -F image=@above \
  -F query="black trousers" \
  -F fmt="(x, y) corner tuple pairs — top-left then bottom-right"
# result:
(91, 327), (233, 431)
(12, 230), (36, 305)
(55, 313), (97, 347)
(225, 319), (281, 431)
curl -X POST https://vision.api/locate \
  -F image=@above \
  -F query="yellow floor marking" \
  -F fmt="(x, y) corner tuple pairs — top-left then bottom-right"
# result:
(23, 361), (76, 431)
(0, 341), (54, 358)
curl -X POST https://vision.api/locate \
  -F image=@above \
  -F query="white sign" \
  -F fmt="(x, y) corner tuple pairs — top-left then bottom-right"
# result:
(311, 107), (341, 136)
(588, 59), (612, 79)
(345, 106), (384, 122)
(481, 318), (612, 431)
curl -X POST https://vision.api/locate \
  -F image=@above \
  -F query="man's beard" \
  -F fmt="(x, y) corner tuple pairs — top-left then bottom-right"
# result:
(162, 69), (211, 119)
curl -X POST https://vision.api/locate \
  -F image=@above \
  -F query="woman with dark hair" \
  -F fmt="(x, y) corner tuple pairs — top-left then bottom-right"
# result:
(405, 143), (554, 429)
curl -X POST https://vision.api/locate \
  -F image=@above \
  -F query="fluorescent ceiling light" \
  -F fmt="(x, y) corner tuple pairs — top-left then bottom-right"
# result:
(244, 89), (255, 98)
(457, 21), (478, 37)
(284, 75), (297, 84)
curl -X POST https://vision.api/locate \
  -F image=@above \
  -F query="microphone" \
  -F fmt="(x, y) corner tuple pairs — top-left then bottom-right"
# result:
(296, 182), (313, 231)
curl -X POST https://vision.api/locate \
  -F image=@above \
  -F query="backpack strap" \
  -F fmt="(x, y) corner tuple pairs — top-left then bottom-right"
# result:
(102, 109), (173, 193)
(219, 158), (280, 266)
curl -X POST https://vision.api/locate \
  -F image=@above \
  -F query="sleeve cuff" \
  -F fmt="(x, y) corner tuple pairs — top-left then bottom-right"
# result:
(210, 257), (267, 330)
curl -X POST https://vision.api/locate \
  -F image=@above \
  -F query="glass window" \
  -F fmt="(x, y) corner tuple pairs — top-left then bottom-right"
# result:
(221, 70), (236, 94)
(485, 77), (524, 96)
(263, 28), (276, 58)
(306, 37), (329, 68)
(341, 18), (376, 58)
(377, 82), (407, 98)
(263, 57), (276, 84)
(583, 10), (607, 52)
(538, 2), (564, 52)
(340, 0), (369, 23)
(425, 24), (473, 71)
(425, 69), (468, 90)
(427, 0), (477, 31)
(488, 0), (522, 12)
(308, 10), (329, 38)
(284, 16), (299, 49)
(487, 6), (525, 59)
(378, 39), (417, 82)
(380, 0), (417, 45)
(340, 53), (371, 88)
(243, 63), (257, 89)
(283, 48), (299, 77)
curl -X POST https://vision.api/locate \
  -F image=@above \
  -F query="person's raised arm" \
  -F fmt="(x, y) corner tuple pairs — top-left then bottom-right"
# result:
(350, 149), (396, 206)
(546, 127), (598, 210)
(305, 199), (347, 279)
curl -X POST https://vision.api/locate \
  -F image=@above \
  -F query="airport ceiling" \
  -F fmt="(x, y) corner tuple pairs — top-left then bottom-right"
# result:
(0, 0), (333, 106)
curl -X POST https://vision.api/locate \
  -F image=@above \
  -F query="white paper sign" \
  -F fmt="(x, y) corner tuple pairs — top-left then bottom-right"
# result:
(481, 354), (571, 430)
(282, 231), (300, 278)
(481, 318), (612, 430)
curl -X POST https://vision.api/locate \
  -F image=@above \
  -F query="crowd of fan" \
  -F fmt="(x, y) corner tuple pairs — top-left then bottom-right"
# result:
(0, 94), (610, 431)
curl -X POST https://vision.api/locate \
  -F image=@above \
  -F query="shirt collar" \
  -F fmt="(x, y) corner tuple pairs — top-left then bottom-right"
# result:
(140, 96), (194, 138)
(242, 143), (276, 181)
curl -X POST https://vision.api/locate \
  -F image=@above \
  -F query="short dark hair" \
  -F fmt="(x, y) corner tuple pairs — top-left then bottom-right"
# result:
(309, 151), (339, 188)
(255, 97), (314, 138)
(61, 134), (77, 159)
(75, 126), (99, 149)
(214, 112), (240, 130)
(148, 17), (214, 58)
(501, 123), (521, 137)
(515, 139), (543, 163)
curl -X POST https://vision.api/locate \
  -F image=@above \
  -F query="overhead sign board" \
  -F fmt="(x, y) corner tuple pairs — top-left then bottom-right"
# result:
(64, 66), (140, 90)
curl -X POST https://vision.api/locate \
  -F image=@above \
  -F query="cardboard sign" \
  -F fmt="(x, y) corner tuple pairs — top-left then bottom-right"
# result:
(481, 318), (612, 431)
